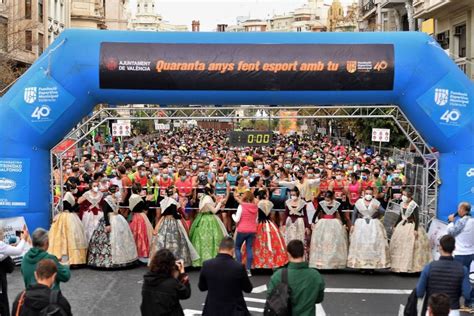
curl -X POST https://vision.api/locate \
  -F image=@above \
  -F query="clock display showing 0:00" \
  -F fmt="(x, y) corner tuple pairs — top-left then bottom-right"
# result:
(229, 131), (272, 147)
(247, 133), (270, 144)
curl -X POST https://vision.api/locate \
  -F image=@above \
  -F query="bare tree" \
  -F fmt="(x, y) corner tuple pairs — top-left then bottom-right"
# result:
(0, 1), (41, 94)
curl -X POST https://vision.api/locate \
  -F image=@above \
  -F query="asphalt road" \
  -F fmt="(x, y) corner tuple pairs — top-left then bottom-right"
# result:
(5, 264), (432, 316)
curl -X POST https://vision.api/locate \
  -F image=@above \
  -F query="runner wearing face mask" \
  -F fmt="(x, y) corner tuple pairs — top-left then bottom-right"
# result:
(387, 169), (404, 202)
(329, 169), (348, 202)
(134, 165), (148, 187)
(215, 172), (231, 232)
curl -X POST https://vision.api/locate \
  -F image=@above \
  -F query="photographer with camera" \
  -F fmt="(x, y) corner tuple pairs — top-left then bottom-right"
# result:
(0, 227), (28, 316)
(140, 249), (190, 316)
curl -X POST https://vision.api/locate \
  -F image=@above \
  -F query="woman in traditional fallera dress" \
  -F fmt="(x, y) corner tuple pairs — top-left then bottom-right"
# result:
(189, 185), (227, 267)
(243, 191), (288, 269)
(48, 183), (88, 265)
(282, 188), (311, 257)
(347, 187), (391, 269)
(125, 184), (154, 263)
(78, 181), (104, 244)
(87, 185), (138, 268)
(309, 191), (348, 269)
(149, 187), (199, 267)
(390, 189), (431, 273)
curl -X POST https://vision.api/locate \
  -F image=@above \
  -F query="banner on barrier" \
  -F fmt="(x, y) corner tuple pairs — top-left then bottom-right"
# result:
(99, 43), (394, 91)
(427, 218), (448, 261)
(0, 158), (30, 208)
(0, 216), (32, 264)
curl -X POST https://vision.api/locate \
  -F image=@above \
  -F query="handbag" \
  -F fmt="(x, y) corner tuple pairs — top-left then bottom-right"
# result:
(0, 256), (16, 274)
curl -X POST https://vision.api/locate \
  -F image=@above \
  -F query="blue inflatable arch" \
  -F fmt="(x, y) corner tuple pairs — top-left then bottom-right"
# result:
(0, 30), (473, 231)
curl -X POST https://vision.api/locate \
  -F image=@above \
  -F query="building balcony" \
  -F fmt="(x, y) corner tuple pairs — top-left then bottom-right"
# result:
(360, 0), (378, 21)
(379, 0), (405, 8)
(413, 0), (472, 19)
(361, 0), (376, 14)
(455, 57), (467, 75)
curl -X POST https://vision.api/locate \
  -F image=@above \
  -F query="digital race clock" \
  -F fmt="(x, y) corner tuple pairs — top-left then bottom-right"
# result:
(229, 131), (273, 147)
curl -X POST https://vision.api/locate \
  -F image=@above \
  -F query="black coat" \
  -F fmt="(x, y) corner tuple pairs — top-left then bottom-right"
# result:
(11, 284), (72, 316)
(198, 253), (253, 316)
(0, 263), (10, 316)
(140, 271), (191, 316)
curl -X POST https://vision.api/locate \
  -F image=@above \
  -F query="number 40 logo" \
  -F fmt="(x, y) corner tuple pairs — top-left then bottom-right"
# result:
(440, 109), (460, 123)
(31, 105), (51, 120)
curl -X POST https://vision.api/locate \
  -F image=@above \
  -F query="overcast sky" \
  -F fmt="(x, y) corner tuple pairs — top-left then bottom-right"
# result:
(130, 0), (357, 31)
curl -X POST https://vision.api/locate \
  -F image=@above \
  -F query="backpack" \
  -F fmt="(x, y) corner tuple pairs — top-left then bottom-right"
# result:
(39, 290), (68, 316)
(264, 269), (291, 316)
(403, 288), (418, 316)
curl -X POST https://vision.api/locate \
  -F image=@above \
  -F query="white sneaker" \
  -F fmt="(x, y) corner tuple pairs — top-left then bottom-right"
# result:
(247, 270), (252, 277)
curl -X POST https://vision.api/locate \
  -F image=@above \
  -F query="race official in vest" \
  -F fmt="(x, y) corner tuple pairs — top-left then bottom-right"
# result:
(447, 202), (474, 310)
(416, 235), (472, 316)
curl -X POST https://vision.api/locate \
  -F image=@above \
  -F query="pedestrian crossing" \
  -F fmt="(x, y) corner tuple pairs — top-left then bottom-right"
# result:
(183, 295), (326, 315)
(182, 285), (413, 315)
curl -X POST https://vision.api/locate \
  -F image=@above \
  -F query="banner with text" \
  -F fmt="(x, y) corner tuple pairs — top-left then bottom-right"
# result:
(0, 159), (30, 208)
(100, 43), (394, 91)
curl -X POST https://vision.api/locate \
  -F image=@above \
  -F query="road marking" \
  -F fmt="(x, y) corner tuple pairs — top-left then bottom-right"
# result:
(248, 306), (264, 313)
(316, 304), (327, 316)
(193, 298), (325, 315)
(183, 309), (202, 315)
(248, 285), (411, 295)
(325, 288), (412, 295)
(251, 284), (268, 293)
(245, 297), (266, 304)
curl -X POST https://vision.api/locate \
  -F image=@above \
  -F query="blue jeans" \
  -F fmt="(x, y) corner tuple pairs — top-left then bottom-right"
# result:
(454, 254), (474, 306)
(235, 232), (255, 270)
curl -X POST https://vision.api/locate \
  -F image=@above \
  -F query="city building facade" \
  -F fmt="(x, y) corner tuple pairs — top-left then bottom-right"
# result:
(414, 0), (473, 80)
(0, 0), (69, 66)
(358, 0), (413, 32)
(104, 0), (129, 30)
(70, 0), (105, 29)
(128, 0), (187, 31)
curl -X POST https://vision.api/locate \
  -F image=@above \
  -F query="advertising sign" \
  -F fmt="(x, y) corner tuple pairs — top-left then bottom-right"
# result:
(417, 72), (472, 138)
(154, 121), (170, 130)
(0, 216), (32, 264)
(112, 121), (131, 137)
(371, 128), (391, 142)
(9, 72), (76, 134)
(100, 43), (394, 91)
(52, 139), (77, 158)
(458, 164), (474, 206)
(0, 159), (30, 208)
